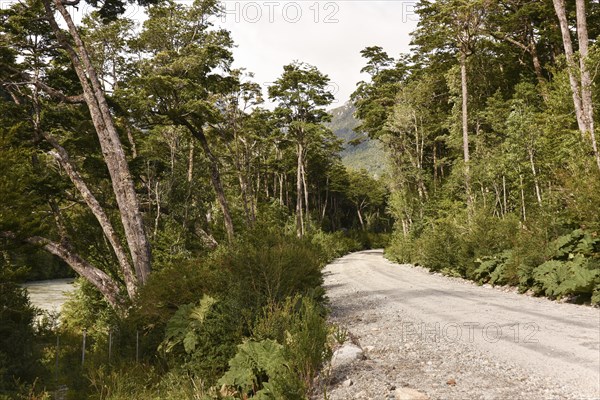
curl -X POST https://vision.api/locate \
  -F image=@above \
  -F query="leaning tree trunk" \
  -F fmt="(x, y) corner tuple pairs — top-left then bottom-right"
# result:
(41, 0), (151, 303)
(27, 237), (123, 309)
(44, 0), (151, 279)
(42, 131), (138, 299)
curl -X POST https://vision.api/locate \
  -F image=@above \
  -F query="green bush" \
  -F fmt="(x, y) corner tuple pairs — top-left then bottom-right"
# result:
(309, 231), (361, 262)
(217, 296), (330, 399)
(0, 282), (40, 394)
(217, 339), (295, 399)
(385, 231), (415, 263)
(412, 219), (462, 273)
(531, 230), (600, 303)
(158, 295), (242, 384)
(217, 230), (326, 311)
(252, 297), (330, 391)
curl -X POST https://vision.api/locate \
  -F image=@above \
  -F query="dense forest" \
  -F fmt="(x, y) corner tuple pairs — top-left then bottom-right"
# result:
(374, 0), (600, 305)
(0, 0), (599, 398)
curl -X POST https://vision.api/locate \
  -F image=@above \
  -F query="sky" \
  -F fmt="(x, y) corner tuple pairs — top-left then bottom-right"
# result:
(216, 0), (420, 107)
(32, 0), (420, 108)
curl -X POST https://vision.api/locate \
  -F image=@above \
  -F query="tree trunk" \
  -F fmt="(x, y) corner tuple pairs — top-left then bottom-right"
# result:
(575, 0), (600, 171)
(26, 236), (122, 309)
(357, 208), (365, 230)
(43, 0), (152, 286)
(529, 148), (542, 206)
(43, 131), (138, 299)
(301, 157), (310, 230)
(552, 0), (587, 134)
(519, 173), (526, 221)
(182, 122), (235, 241)
(460, 51), (472, 208)
(502, 174), (508, 216)
(296, 143), (305, 237)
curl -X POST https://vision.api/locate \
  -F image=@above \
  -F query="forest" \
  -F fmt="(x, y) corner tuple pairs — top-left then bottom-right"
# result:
(0, 0), (599, 398)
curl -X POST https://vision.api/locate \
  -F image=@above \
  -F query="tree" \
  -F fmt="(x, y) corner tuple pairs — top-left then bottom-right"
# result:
(552, 0), (600, 171)
(0, 0), (151, 308)
(351, 47), (408, 140)
(126, 0), (237, 241)
(413, 0), (489, 207)
(346, 169), (387, 230)
(268, 62), (334, 237)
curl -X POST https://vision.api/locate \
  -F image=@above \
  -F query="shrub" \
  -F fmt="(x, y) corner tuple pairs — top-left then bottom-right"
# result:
(217, 339), (294, 399)
(310, 231), (361, 262)
(252, 297), (330, 391)
(217, 296), (330, 399)
(217, 230), (325, 311)
(531, 230), (600, 303)
(412, 219), (462, 273)
(385, 231), (415, 263)
(158, 295), (242, 384)
(0, 282), (40, 393)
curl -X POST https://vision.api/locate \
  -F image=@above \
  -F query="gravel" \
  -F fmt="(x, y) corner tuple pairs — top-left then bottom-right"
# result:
(313, 250), (600, 400)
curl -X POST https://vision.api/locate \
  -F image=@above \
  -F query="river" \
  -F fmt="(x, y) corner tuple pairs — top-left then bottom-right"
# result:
(21, 278), (76, 314)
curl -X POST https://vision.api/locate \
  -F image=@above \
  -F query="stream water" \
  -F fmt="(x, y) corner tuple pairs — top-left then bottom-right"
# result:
(21, 278), (76, 314)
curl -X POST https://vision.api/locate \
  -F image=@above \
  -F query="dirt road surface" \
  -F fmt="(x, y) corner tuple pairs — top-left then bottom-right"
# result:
(318, 250), (600, 400)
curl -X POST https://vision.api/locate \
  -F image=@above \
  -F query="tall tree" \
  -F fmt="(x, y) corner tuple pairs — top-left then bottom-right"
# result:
(552, 0), (599, 171)
(413, 0), (489, 207)
(126, 0), (237, 241)
(269, 62), (334, 237)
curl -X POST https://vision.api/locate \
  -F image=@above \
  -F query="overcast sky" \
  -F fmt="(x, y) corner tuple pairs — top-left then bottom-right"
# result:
(217, 1), (419, 107)
(51, 0), (419, 107)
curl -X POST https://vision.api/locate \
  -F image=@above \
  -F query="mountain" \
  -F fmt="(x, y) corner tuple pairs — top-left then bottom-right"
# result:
(328, 102), (387, 177)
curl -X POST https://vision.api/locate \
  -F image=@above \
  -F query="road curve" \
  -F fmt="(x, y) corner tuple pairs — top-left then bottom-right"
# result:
(322, 249), (600, 400)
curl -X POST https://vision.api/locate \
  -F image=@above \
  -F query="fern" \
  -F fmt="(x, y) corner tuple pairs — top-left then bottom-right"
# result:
(531, 230), (600, 302)
(218, 339), (288, 399)
(160, 295), (217, 355)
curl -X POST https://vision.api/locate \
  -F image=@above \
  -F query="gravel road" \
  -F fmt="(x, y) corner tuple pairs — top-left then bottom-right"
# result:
(316, 250), (600, 400)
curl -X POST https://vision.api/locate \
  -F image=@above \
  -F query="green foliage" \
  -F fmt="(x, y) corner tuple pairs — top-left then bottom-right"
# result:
(310, 231), (362, 262)
(473, 251), (513, 286)
(158, 295), (241, 384)
(252, 297), (330, 392)
(216, 229), (326, 310)
(217, 296), (329, 399)
(218, 339), (291, 399)
(0, 281), (40, 393)
(60, 279), (118, 339)
(531, 231), (600, 303)
(160, 295), (218, 355)
(385, 231), (415, 264)
(412, 219), (463, 273)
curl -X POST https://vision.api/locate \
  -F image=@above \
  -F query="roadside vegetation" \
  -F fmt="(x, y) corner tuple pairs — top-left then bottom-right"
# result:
(355, 0), (600, 305)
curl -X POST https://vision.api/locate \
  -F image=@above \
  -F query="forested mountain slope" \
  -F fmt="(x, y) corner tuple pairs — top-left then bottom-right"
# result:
(328, 102), (387, 177)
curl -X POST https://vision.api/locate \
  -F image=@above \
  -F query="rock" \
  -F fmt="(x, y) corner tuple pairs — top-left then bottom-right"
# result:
(342, 378), (353, 387)
(447, 378), (457, 386)
(364, 345), (375, 353)
(394, 387), (429, 400)
(354, 390), (367, 398)
(331, 343), (365, 368)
